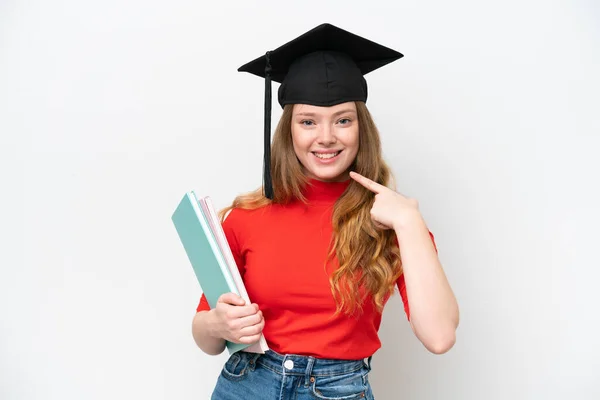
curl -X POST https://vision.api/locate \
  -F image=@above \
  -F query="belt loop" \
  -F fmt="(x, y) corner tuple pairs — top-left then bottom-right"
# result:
(248, 352), (261, 371)
(304, 357), (316, 386)
(365, 356), (373, 371)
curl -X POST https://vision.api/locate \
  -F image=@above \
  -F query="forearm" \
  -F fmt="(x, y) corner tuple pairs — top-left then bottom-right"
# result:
(395, 213), (459, 354)
(192, 310), (227, 356)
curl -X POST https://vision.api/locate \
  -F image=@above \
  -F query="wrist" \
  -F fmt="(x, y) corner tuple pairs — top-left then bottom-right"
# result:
(392, 209), (425, 232)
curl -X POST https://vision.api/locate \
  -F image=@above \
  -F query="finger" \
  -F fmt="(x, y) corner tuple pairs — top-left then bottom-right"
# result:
(373, 221), (388, 230)
(235, 310), (263, 329)
(349, 171), (385, 194)
(218, 293), (246, 306)
(237, 333), (262, 345)
(238, 317), (264, 337)
(238, 320), (265, 343)
(226, 304), (260, 319)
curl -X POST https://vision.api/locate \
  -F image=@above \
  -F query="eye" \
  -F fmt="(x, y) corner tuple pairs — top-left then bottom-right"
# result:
(301, 120), (315, 126)
(338, 118), (352, 125)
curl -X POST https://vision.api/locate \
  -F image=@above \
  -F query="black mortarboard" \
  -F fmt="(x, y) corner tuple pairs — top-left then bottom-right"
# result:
(238, 23), (403, 199)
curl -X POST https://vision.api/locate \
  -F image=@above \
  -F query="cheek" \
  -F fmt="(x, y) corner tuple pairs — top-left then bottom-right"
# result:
(344, 128), (360, 154)
(290, 128), (299, 151)
(290, 133), (306, 161)
(291, 129), (311, 152)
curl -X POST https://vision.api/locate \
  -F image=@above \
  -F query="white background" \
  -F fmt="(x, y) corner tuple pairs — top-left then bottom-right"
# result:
(1, 0), (599, 399)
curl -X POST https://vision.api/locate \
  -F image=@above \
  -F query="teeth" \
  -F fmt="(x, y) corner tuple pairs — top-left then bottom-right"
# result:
(314, 152), (340, 159)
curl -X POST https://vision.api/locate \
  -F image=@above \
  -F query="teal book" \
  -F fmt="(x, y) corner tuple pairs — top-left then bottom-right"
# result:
(171, 191), (250, 355)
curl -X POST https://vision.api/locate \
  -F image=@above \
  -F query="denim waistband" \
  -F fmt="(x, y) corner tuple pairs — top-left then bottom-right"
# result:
(243, 350), (371, 378)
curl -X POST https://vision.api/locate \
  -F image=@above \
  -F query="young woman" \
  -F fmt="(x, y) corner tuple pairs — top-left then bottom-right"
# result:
(191, 24), (459, 400)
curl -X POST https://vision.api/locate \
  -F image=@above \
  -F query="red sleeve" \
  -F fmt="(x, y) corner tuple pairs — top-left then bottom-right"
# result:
(197, 293), (210, 312)
(395, 230), (437, 321)
(195, 208), (246, 312)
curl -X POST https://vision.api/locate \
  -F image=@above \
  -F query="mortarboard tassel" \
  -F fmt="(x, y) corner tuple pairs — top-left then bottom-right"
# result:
(263, 51), (274, 200)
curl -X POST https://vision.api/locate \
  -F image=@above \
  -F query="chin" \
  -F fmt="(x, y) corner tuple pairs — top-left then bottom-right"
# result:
(307, 169), (349, 182)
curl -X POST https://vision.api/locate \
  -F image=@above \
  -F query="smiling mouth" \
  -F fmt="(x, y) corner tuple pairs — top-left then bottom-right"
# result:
(312, 151), (342, 159)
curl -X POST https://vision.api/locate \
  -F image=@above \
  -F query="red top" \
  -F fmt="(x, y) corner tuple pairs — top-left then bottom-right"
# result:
(197, 178), (435, 359)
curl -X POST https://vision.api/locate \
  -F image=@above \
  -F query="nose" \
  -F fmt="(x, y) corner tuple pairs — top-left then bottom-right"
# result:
(317, 124), (336, 145)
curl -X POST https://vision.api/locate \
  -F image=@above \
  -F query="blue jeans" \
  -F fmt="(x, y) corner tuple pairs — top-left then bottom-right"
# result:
(211, 350), (375, 400)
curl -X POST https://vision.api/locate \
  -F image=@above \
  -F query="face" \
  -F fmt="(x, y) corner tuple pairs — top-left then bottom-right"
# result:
(291, 102), (359, 182)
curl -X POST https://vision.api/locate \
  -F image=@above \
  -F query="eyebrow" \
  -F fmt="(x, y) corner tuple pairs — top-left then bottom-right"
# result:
(295, 109), (357, 118)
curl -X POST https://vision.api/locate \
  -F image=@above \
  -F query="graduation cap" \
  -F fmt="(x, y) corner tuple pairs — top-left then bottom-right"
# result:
(238, 23), (403, 199)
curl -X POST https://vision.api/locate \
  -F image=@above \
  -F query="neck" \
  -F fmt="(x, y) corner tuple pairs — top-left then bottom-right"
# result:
(302, 177), (351, 205)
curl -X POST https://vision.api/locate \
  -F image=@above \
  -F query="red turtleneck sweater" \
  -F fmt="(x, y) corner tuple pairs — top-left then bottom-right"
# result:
(197, 179), (431, 359)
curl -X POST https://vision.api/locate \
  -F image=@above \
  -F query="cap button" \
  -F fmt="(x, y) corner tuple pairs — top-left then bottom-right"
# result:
(284, 360), (294, 370)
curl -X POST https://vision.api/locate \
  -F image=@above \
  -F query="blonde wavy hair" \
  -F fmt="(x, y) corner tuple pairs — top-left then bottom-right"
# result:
(218, 101), (402, 315)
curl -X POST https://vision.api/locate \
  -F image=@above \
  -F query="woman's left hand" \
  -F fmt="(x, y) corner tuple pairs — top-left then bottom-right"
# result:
(349, 171), (421, 231)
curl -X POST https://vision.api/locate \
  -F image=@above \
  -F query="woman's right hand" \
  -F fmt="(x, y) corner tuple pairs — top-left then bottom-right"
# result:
(208, 293), (265, 345)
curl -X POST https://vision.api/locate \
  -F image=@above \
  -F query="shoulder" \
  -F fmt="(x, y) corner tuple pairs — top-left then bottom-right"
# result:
(223, 202), (299, 235)
(222, 207), (249, 228)
(222, 205), (271, 229)
(223, 205), (268, 220)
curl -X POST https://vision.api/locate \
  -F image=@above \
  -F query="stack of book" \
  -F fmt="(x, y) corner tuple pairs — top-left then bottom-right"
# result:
(171, 191), (269, 354)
